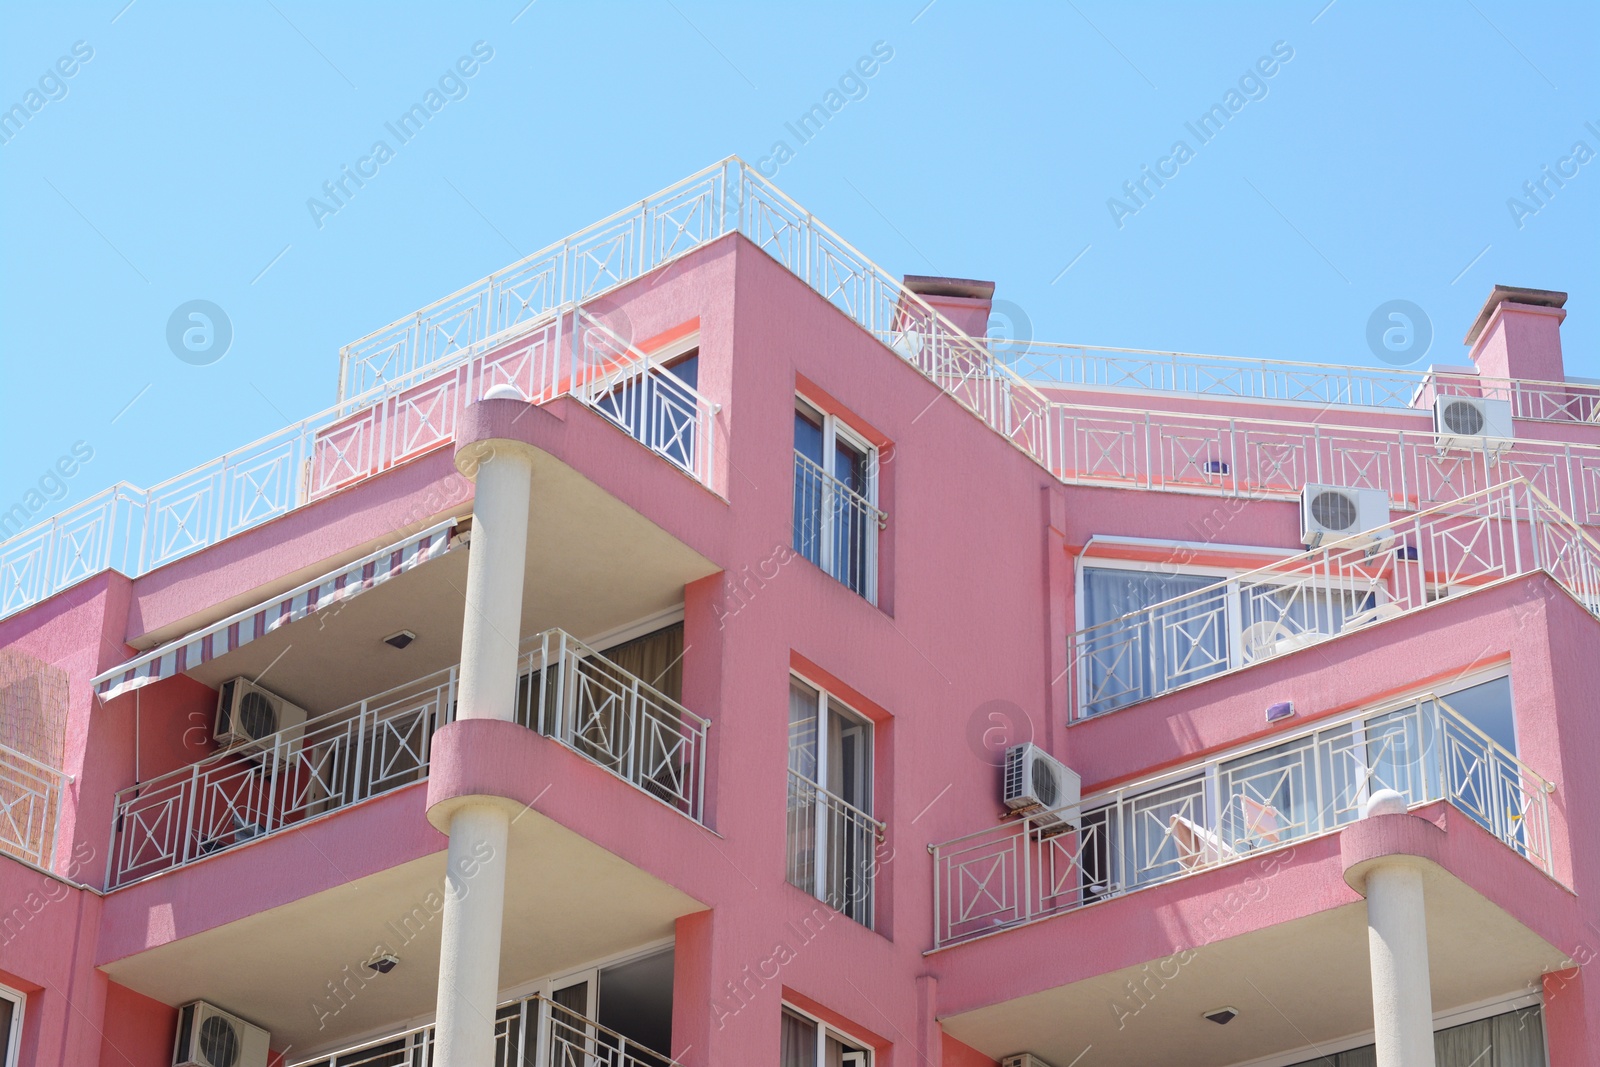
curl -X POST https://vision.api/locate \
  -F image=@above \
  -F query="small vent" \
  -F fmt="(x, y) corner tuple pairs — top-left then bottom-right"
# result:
(198, 1014), (241, 1067)
(236, 691), (277, 739)
(1441, 399), (1486, 436)
(1309, 490), (1358, 531)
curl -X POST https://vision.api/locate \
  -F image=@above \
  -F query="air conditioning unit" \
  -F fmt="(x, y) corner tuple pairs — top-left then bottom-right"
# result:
(1433, 395), (1513, 451)
(1001, 1054), (1059, 1067)
(215, 677), (306, 759)
(1299, 485), (1390, 548)
(1003, 743), (1081, 831)
(173, 1001), (270, 1067)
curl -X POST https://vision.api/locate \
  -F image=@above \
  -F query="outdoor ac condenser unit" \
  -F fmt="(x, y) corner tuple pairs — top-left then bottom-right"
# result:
(1299, 484), (1390, 548)
(173, 1001), (270, 1067)
(1001, 1054), (1059, 1067)
(1003, 743), (1081, 831)
(1433, 395), (1513, 452)
(215, 676), (306, 760)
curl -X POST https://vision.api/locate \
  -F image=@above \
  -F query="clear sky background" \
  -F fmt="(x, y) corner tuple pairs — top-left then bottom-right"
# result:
(1, 1), (1596, 519)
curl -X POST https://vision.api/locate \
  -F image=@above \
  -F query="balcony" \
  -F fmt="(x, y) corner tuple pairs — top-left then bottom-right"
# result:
(0, 742), (68, 870)
(1068, 479), (1600, 719)
(786, 770), (885, 928)
(0, 305), (716, 622)
(296, 994), (676, 1067)
(106, 628), (709, 889)
(931, 689), (1555, 949)
(792, 450), (885, 601)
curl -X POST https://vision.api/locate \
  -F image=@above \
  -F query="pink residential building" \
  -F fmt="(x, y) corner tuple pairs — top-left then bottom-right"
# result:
(1, 159), (1597, 1067)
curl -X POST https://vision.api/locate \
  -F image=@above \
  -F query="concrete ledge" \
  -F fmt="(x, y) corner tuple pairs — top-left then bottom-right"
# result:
(1341, 812), (1448, 894)
(453, 396), (563, 477)
(424, 717), (550, 830)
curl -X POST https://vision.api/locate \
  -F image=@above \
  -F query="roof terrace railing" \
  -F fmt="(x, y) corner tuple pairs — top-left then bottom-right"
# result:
(1000, 339), (1600, 425)
(0, 742), (70, 870)
(931, 690), (1555, 949)
(1045, 403), (1600, 525)
(1068, 479), (1600, 720)
(0, 305), (716, 621)
(106, 627), (710, 889)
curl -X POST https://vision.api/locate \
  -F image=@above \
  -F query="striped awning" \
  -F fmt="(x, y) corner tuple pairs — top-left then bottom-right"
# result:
(92, 520), (460, 701)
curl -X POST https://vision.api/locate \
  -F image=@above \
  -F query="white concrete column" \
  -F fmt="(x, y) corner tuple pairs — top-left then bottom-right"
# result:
(434, 429), (535, 1067)
(435, 802), (512, 1066)
(456, 439), (535, 725)
(1363, 791), (1436, 1067)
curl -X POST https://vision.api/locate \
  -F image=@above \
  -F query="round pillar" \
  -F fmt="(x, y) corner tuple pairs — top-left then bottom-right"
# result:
(1361, 790), (1437, 1067)
(433, 414), (537, 1067)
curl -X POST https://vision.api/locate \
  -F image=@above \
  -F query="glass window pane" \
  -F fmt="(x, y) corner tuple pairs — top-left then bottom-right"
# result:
(1443, 677), (1515, 755)
(789, 680), (820, 780)
(794, 406), (824, 463)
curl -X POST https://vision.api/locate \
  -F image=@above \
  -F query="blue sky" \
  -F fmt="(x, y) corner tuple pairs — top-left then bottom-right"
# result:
(1, 1), (1596, 519)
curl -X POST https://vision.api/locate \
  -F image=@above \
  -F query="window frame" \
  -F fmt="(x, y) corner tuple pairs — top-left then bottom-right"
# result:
(0, 983), (22, 1067)
(787, 672), (878, 927)
(780, 1003), (873, 1067)
(794, 395), (881, 604)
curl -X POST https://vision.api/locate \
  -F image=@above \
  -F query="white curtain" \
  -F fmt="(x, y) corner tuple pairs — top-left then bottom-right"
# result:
(1081, 567), (1228, 715)
(781, 1011), (817, 1067)
(1282, 1006), (1545, 1067)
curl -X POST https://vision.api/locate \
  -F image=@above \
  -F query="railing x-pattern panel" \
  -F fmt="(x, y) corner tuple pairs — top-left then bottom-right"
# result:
(107, 628), (709, 889)
(931, 692), (1555, 948)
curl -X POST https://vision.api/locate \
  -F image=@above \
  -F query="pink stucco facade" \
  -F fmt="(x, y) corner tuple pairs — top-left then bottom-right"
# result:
(0, 167), (1595, 1067)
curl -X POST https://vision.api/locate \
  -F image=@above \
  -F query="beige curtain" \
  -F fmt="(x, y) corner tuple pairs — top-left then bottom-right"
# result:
(601, 624), (683, 703)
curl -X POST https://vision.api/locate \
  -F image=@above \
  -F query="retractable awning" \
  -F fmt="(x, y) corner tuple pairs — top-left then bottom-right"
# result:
(92, 520), (461, 701)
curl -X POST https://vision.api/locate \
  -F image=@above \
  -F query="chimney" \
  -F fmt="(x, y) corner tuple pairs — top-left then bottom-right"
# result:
(1464, 285), (1568, 383)
(902, 275), (996, 339)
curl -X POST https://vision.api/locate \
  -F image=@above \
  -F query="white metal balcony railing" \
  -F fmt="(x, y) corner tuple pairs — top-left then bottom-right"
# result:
(792, 450), (886, 600)
(786, 770), (885, 928)
(0, 305), (716, 622)
(931, 691), (1555, 949)
(294, 994), (676, 1067)
(6, 156), (1595, 624)
(105, 628), (709, 889)
(1070, 479), (1600, 720)
(999, 338), (1600, 425)
(0, 742), (70, 870)
(1044, 402), (1600, 526)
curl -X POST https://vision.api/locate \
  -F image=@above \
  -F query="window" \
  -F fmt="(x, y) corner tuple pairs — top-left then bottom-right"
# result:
(787, 676), (879, 927)
(0, 985), (21, 1067)
(793, 399), (881, 602)
(780, 1007), (871, 1067)
(1077, 559), (1386, 716)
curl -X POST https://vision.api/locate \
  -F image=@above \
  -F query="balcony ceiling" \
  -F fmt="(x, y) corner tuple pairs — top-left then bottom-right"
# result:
(100, 801), (704, 1058)
(941, 862), (1568, 1067)
(182, 447), (718, 715)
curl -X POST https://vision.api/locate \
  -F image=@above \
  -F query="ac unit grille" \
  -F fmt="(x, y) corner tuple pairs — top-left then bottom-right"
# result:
(1442, 399), (1486, 436)
(236, 691), (277, 739)
(1309, 490), (1359, 531)
(1031, 760), (1059, 807)
(199, 1014), (241, 1067)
